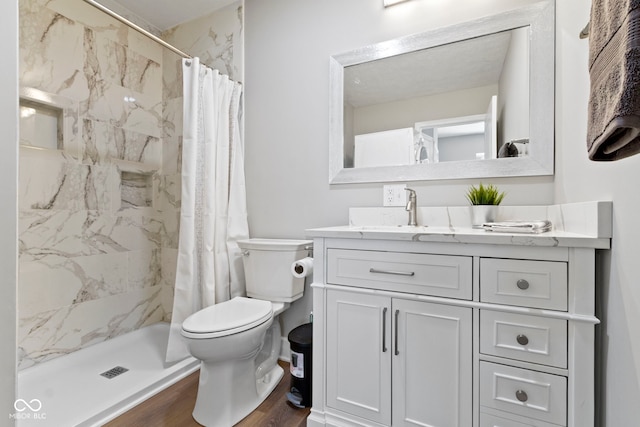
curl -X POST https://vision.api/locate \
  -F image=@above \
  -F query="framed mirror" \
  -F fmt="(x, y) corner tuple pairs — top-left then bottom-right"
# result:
(329, 0), (555, 184)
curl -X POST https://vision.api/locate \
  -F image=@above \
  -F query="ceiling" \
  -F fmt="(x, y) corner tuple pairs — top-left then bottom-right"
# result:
(344, 30), (513, 107)
(99, 0), (236, 31)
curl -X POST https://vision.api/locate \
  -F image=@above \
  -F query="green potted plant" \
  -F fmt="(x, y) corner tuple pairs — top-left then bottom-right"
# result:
(465, 183), (506, 228)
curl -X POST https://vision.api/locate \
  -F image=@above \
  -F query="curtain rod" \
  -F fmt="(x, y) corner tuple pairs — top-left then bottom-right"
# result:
(83, 0), (195, 61)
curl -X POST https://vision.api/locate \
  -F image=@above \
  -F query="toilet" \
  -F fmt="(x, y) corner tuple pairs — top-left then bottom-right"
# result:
(181, 238), (312, 427)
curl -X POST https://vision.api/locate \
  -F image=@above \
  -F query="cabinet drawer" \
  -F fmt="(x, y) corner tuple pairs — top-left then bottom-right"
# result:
(480, 258), (567, 310)
(480, 311), (567, 368)
(480, 412), (560, 427)
(327, 249), (472, 299)
(480, 362), (567, 426)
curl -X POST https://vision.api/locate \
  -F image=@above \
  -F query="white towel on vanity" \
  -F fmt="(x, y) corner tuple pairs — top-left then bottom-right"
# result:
(482, 220), (552, 234)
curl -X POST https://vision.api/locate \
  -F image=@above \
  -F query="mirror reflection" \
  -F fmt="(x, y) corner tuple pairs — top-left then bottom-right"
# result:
(329, 0), (555, 184)
(345, 27), (530, 169)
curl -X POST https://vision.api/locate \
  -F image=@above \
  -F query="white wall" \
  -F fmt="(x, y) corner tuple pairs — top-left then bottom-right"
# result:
(1, 0), (18, 423)
(352, 85), (497, 135)
(245, 0), (554, 341)
(244, 0), (553, 232)
(439, 134), (485, 162)
(246, 0), (640, 425)
(556, 1), (640, 425)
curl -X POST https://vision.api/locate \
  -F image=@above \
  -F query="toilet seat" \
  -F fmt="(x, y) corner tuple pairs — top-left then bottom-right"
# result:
(182, 297), (273, 339)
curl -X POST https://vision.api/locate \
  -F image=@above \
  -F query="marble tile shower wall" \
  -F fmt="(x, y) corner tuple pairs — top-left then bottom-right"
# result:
(17, 0), (176, 369)
(162, 2), (244, 83)
(18, 0), (244, 369)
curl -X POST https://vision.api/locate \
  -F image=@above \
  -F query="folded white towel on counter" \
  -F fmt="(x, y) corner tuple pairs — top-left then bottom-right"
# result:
(482, 220), (552, 234)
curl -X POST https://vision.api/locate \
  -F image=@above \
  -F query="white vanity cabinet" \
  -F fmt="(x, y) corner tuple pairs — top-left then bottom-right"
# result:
(325, 290), (391, 424)
(324, 248), (473, 425)
(306, 222), (610, 427)
(325, 289), (472, 426)
(392, 298), (472, 427)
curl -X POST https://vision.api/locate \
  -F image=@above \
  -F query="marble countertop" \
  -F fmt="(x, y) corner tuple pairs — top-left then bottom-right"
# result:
(306, 201), (612, 249)
(306, 225), (610, 249)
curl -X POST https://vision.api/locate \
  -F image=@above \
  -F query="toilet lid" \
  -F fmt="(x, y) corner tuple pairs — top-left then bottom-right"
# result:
(182, 297), (273, 338)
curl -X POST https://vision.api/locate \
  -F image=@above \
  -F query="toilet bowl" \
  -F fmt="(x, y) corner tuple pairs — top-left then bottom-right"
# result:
(182, 297), (274, 426)
(181, 238), (312, 427)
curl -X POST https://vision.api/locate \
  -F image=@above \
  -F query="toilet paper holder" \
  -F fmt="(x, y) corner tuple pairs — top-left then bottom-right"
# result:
(292, 244), (314, 279)
(291, 245), (314, 279)
(292, 256), (314, 278)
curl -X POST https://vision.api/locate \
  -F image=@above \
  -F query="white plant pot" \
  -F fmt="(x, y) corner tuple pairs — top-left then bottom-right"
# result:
(470, 205), (499, 228)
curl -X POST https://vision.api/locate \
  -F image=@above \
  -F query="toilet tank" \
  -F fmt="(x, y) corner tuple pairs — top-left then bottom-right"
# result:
(237, 238), (313, 303)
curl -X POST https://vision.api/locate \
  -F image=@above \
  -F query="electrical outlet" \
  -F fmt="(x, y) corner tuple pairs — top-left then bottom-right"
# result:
(383, 184), (407, 207)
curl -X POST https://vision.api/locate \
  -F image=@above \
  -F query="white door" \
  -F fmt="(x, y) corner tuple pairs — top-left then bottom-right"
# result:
(392, 299), (473, 427)
(326, 290), (392, 425)
(484, 95), (498, 159)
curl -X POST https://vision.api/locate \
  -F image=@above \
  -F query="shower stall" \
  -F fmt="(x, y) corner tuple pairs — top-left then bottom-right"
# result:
(17, 0), (243, 424)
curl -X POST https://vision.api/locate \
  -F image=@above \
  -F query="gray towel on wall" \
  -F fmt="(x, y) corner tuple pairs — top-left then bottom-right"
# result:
(587, 0), (640, 161)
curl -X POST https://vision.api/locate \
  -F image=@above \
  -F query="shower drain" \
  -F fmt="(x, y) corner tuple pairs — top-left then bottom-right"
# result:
(100, 366), (129, 379)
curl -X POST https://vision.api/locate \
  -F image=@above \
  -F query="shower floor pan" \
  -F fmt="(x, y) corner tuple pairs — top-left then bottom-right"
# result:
(16, 322), (199, 427)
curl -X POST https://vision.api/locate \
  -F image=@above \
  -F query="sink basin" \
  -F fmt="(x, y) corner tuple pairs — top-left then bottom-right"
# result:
(348, 225), (430, 232)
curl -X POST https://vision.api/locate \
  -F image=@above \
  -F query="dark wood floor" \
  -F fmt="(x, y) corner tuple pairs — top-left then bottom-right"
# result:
(104, 360), (310, 427)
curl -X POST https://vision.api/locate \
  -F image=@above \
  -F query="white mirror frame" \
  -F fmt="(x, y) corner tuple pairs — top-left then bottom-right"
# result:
(329, 0), (555, 184)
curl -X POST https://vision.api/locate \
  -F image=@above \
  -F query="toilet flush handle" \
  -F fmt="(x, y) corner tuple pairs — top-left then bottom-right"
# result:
(242, 250), (250, 256)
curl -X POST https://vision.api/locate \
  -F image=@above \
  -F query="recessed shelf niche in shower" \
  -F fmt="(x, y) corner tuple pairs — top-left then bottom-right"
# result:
(120, 170), (153, 208)
(20, 99), (61, 150)
(19, 87), (78, 154)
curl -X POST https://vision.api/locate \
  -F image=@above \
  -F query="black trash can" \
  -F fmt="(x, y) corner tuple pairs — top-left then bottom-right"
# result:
(287, 322), (312, 408)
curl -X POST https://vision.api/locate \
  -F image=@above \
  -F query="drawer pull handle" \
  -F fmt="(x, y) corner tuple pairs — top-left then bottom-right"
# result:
(369, 268), (415, 277)
(394, 309), (400, 356)
(382, 307), (388, 353)
(516, 334), (529, 346)
(516, 279), (530, 290)
(515, 390), (528, 402)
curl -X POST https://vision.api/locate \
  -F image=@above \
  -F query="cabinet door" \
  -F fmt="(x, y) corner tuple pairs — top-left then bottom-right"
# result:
(326, 290), (391, 425)
(392, 299), (473, 427)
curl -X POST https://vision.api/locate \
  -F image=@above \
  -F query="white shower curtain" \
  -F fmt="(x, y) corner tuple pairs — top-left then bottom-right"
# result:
(166, 58), (249, 363)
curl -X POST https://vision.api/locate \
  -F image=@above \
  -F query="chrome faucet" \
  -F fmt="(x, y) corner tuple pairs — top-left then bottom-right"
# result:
(405, 188), (417, 226)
